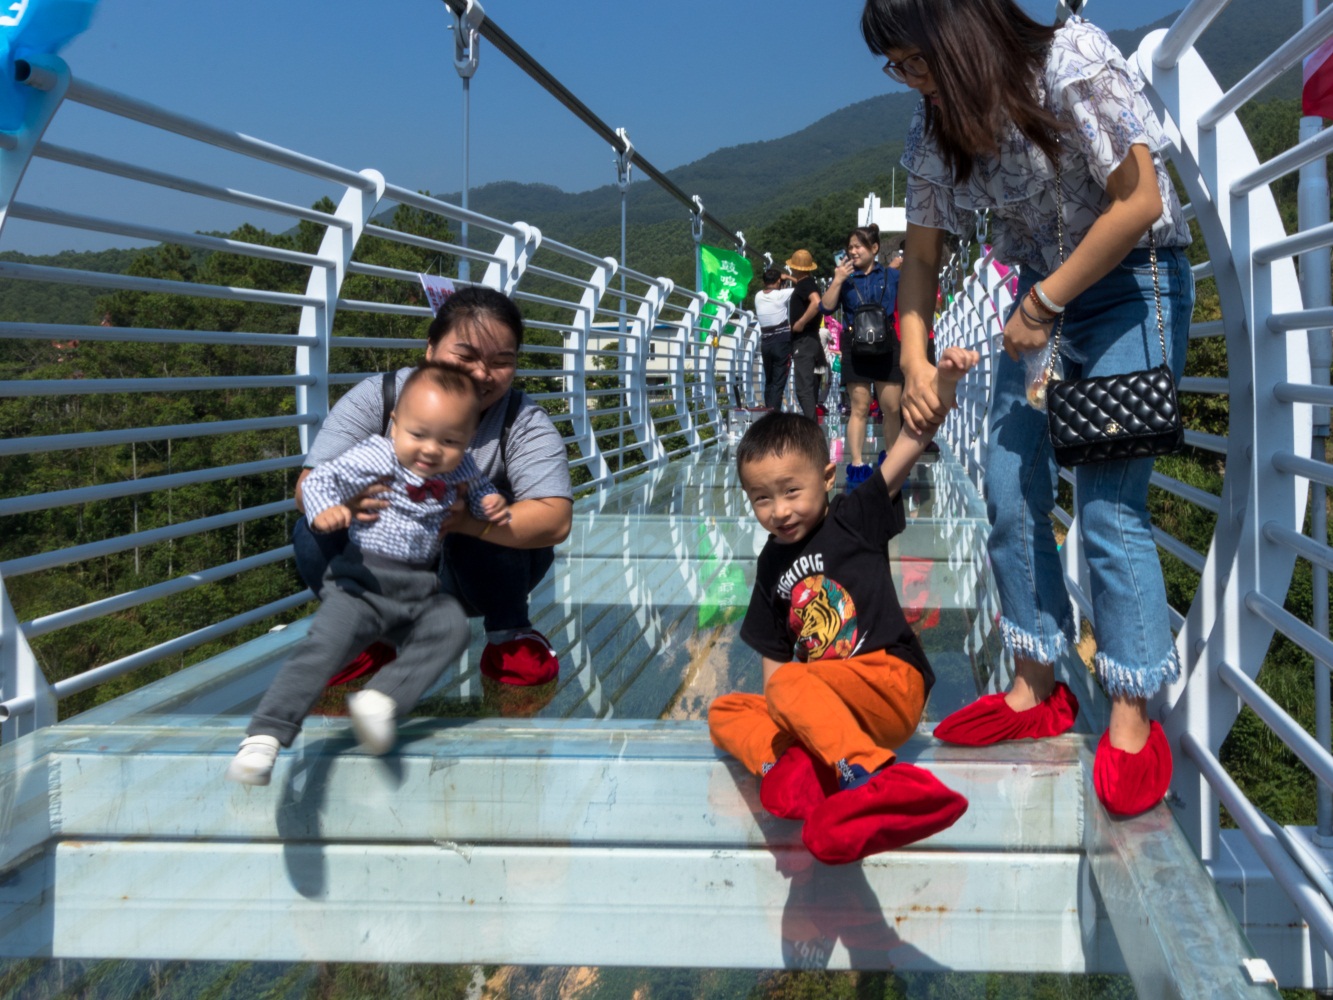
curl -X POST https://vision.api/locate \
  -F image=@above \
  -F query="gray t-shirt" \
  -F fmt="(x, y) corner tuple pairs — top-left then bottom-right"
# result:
(305, 368), (573, 504)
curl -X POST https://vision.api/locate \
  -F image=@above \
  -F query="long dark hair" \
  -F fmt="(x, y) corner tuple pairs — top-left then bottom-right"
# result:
(860, 0), (1062, 184)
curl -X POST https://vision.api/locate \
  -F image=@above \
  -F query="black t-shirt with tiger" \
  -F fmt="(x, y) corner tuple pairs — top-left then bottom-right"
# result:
(739, 471), (933, 692)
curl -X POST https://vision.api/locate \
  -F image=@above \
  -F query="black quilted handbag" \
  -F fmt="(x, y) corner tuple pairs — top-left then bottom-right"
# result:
(1046, 361), (1183, 466)
(1039, 139), (1183, 467)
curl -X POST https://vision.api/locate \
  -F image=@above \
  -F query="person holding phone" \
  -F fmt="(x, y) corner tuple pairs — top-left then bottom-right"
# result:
(821, 224), (902, 487)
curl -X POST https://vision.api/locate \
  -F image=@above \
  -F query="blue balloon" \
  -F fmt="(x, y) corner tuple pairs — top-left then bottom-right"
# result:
(1, 0), (100, 131)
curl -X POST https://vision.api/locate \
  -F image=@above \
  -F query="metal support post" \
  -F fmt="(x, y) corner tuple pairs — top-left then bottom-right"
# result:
(451, 0), (484, 284)
(615, 127), (633, 340)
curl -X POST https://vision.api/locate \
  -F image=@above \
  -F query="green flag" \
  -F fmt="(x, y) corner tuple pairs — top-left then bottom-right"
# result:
(698, 243), (753, 340)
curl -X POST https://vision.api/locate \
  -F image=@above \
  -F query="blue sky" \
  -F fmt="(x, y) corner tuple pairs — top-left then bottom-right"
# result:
(7, 0), (1181, 254)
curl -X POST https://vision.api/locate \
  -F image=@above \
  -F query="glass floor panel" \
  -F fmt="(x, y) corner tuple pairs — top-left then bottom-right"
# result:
(0, 439), (1276, 998)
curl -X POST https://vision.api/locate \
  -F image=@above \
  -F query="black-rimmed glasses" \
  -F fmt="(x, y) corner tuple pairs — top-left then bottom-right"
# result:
(882, 53), (929, 83)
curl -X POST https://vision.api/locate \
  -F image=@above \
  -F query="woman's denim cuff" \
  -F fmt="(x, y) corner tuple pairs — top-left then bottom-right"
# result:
(1096, 644), (1181, 700)
(997, 615), (1071, 667)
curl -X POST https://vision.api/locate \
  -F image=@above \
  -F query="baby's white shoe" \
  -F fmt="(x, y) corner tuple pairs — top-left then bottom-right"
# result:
(348, 689), (398, 755)
(226, 735), (281, 785)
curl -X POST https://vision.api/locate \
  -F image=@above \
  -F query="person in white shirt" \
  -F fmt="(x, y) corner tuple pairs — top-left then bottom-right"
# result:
(754, 268), (795, 409)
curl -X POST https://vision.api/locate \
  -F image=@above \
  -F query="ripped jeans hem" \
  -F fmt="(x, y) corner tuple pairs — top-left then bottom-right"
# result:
(1096, 644), (1182, 700)
(997, 616), (1072, 667)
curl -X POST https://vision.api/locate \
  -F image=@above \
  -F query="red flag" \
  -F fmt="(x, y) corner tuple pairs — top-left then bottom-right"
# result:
(1303, 37), (1333, 119)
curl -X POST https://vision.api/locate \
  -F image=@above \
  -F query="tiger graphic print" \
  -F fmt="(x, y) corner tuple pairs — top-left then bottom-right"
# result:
(788, 573), (858, 660)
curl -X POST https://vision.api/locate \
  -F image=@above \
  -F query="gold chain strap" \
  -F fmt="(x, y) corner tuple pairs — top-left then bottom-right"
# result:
(1042, 136), (1166, 381)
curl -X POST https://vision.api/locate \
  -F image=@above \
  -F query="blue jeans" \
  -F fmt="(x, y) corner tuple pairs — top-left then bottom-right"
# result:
(984, 247), (1193, 699)
(292, 519), (554, 633)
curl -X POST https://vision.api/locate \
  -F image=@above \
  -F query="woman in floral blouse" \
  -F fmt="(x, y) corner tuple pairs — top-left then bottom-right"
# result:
(860, 0), (1194, 816)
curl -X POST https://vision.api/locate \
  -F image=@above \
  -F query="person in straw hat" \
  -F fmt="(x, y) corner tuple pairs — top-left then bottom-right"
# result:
(784, 250), (824, 421)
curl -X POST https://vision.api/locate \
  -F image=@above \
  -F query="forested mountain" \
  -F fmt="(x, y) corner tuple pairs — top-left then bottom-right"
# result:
(433, 0), (1302, 245)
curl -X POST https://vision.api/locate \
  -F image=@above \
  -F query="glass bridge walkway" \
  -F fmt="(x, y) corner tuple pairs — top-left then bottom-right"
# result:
(0, 436), (1276, 999)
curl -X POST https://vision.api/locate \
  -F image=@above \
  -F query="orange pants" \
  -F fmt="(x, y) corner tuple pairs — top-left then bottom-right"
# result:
(708, 649), (926, 777)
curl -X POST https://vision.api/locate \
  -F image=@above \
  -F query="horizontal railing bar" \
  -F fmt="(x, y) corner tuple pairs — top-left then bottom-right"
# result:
(538, 237), (615, 271)
(0, 500), (296, 577)
(619, 264), (665, 287)
(1263, 521), (1333, 575)
(333, 298), (430, 318)
(1192, 259), (1214, 282)
(60, 73), (377, 191)
(1190, 319), (1225, 339)
(1154, 525), (1207, 573)
(1253, 219), (1333, 264)
(380, 183), (524, 239)
(1198, 4), (1333, 130)
(1153, 0), (1232, 70)
(0, 260), (319, 307)
(1184, 428), (1228, 454)
(523, 264), (597, 290)
(35, 141), (351, 228)
(0, 374), (314, 398)
(512, 290), (584, 313)
(1218, 658), (1333, 790)
(594, 308), (640, 324)
(0, 455), (304, 517)
(23, 548), (295, 639)
(345, 260), (424, 284)
(1180, 376), (1228, 395)
(1246, 590), (1333, 669)
(0, 320), (318, 348)
(0, 414), (314, 458)
(1269, 306), (1333, 333)
(43, 590), (312, 702)
(1181, 732), (1333, 955)
(329, 337), (421, 351)
(1274, 382), (1333, 407)
(607, 289), (654, 307)
(1232, 124), (1333, 197)
(361, 223), (499, 265)
(1272, 450), (1333, 488)
(9, 202), (331, 269)
(1150, 471), (1222, 514)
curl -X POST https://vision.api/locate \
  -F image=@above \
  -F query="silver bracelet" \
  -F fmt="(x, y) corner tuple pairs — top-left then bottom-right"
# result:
(1033, 281), (1065, 314)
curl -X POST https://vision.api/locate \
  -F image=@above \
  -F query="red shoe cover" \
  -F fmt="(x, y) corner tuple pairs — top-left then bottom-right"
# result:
(932, 682), (1079, 746)
(760, 744), (838, 821)
(1094, 721), (1173, 817)
(480, 630), (559, 686)
(325, 641), (396, 688)
(801, 763), (969, 865)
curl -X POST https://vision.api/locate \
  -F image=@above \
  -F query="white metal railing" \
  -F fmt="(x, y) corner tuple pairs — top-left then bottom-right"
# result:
(0, 54), (763, 741)
(933, 0), (1333, 984)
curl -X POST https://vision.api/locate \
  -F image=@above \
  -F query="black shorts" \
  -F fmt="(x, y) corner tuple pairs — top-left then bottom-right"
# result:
(841, 337), (935, 388)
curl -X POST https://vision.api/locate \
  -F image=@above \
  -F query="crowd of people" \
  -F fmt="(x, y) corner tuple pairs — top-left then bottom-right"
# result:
(228, 0), (1193, 862)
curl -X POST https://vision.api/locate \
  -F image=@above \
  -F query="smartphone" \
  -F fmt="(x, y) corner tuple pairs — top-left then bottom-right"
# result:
(833, 250), (847, 266)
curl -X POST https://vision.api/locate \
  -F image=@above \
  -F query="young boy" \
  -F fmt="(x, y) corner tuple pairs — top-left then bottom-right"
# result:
(226, 361), (511, 785)
(709, 346), (979, 864)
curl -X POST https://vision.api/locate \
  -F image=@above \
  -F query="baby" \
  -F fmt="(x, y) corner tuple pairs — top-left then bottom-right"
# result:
(227, 361), (509, 785)
(709, 346), (979, 864)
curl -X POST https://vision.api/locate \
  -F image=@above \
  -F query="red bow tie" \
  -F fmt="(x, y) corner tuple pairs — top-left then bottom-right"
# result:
(407, 479), (448, 503)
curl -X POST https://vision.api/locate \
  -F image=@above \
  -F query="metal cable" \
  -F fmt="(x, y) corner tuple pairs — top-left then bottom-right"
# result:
(436, 0), (751, 259)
